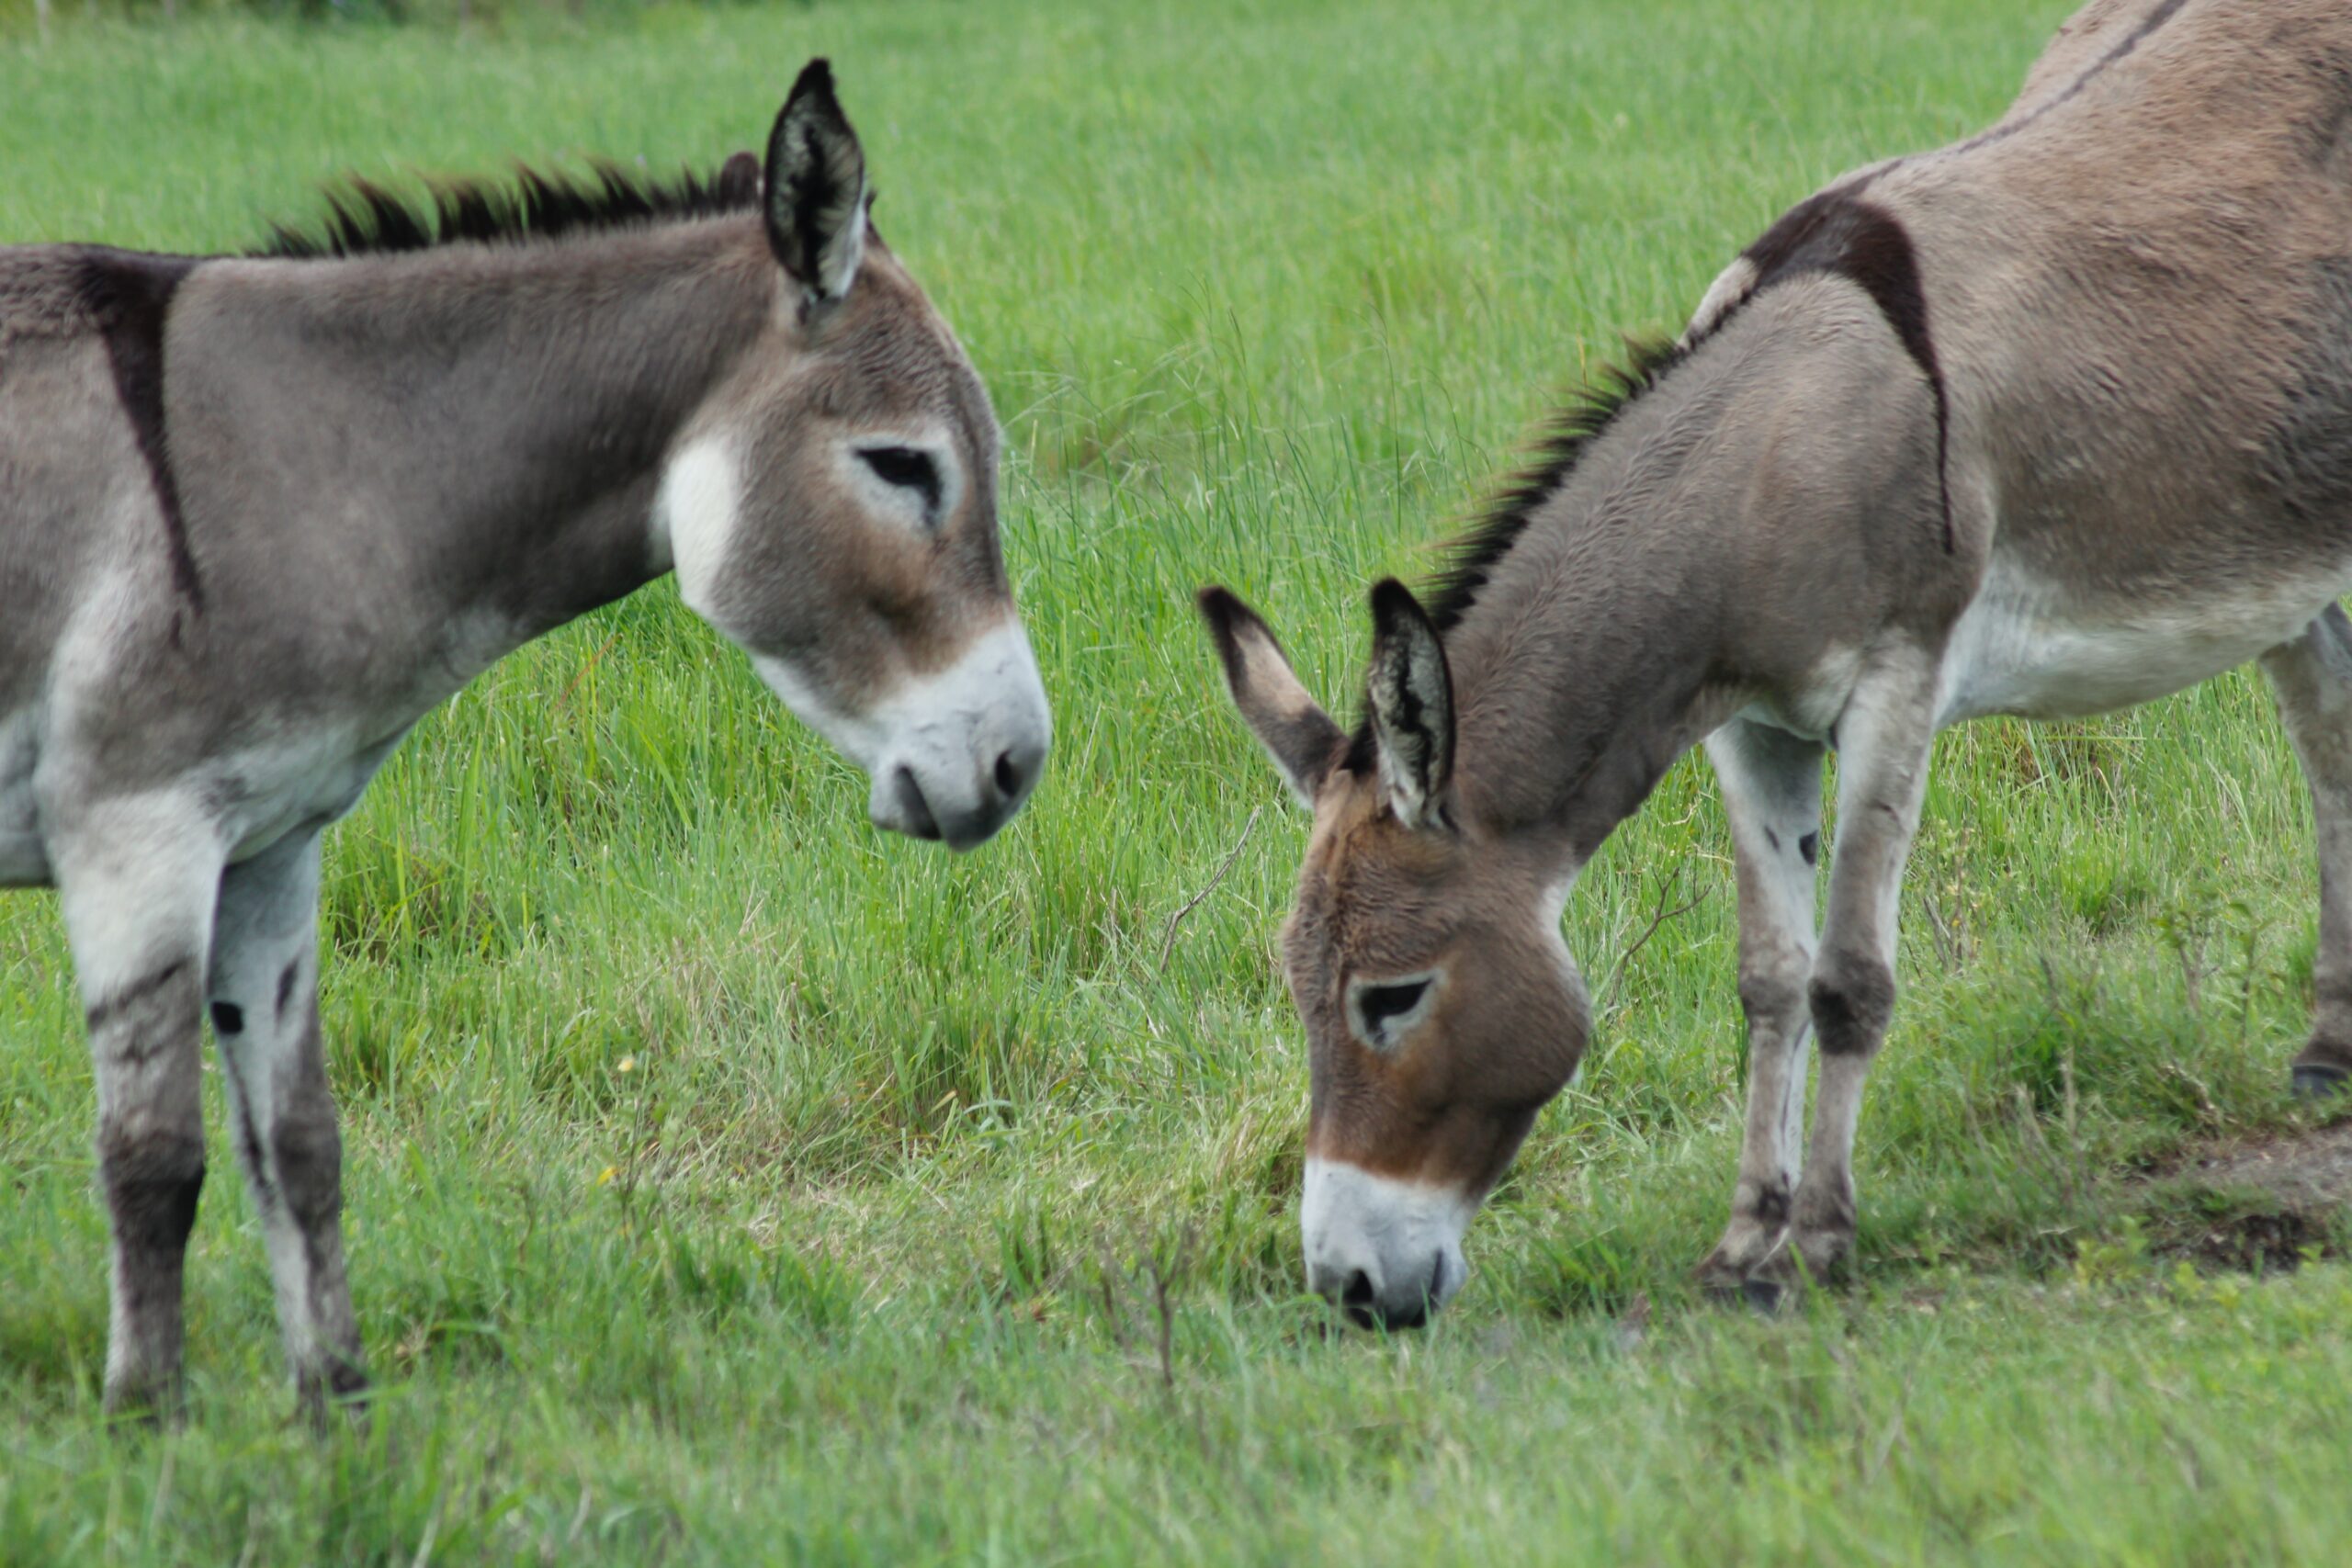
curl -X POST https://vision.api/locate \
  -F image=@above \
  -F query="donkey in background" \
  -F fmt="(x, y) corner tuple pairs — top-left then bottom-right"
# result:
(1204, 0), (2352, 1325)
(0, 62), (1050, 1419)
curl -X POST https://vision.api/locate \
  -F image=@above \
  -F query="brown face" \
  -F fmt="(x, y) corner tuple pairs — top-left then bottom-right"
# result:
(665, 63), (1049, 851)
(1202, 583), (1589, 1326)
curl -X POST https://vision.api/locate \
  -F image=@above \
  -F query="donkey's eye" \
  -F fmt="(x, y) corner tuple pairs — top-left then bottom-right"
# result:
(1349, 974), (1437, 1050)
(1359, 980), (1429, 1029)
(858, 446), (944, 517)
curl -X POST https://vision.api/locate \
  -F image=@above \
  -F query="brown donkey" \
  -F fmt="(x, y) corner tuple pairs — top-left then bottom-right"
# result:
(1204, 0), (2352, 1325)
(2, 62), (1049, 1419)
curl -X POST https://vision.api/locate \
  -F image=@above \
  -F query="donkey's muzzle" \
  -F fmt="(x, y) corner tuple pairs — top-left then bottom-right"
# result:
(1321, 1259), (1442, 1331)
(863, 622), (1051, 851)
(878, 732), (1044, 852)
(1300, 1157), (1472, 1329)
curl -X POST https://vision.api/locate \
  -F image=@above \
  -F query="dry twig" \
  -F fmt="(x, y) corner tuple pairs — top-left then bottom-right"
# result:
(1158, 807), (1261, 970)
(1600, 864), (1711, 1010)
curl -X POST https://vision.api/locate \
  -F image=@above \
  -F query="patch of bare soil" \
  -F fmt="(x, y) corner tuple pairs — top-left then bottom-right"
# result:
(2161, 1122), (2352, 1270)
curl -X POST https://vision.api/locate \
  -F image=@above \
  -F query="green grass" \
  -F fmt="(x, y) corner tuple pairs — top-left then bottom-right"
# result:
(6, 1), (2352, 1562)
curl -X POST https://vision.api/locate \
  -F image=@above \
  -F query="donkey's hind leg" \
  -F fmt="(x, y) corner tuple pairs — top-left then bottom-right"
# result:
(51, 793), (226, 1422)
(2258, 604), (2352, 1097)
(1696, 718), (1825, 1295)
(206, 829), (368, 1424)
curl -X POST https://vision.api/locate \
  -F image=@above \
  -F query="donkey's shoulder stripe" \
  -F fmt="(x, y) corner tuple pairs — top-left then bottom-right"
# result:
(73, 247), (205, 609)
(1738, 194), (1953, 552)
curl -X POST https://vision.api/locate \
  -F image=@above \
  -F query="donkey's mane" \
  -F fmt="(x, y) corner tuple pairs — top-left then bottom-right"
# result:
(256, 159), (761, 262)
(1418, 333), (1690, 634)
(1342, 333), (1692, 773)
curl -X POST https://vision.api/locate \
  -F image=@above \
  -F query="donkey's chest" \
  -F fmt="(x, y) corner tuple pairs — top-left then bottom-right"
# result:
(1934, 558), (2351, 727)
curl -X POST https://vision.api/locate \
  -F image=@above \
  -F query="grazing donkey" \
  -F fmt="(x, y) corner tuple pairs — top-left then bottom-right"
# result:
(0, 61), (1051, 1419)
(1203, 0), (2352, 1325)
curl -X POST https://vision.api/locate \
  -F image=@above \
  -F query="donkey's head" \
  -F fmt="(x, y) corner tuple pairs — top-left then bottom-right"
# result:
(661, 62), (1049, 850)
(1200, 582), (1588, 1326)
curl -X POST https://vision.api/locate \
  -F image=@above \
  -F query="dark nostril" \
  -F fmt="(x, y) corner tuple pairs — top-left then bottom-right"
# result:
(993, 748), (1023, 801)
(893, 766), (942, 840)
(1341, 1269), (1375, 1311)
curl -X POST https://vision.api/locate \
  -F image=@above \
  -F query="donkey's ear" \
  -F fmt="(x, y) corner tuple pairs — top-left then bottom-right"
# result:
(1366, 579), (1455, 829)
(1199, 587), (1347, 808)
(717, 150), (762, 206)
(765, 59), (870, 302)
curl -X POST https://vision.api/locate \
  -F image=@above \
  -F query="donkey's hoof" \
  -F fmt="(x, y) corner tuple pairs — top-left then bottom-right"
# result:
(2292, 1063), (2350, 1100)
(1695, 1248), (1762, 1304)
(1696, 1268), (1750, 1306)
(296, 1358), (373, 1433)
(100, 1382), (184, 1435)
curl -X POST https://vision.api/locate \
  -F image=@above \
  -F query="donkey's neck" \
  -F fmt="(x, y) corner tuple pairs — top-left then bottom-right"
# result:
(248, 220), (773, 644)
(1441, 299), (1902, 859)
(1444, 491), (1736, 859)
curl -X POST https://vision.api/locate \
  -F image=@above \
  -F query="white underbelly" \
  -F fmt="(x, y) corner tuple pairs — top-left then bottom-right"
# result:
(1935, 558), (2347, 727)
(0, 687), (414, 886)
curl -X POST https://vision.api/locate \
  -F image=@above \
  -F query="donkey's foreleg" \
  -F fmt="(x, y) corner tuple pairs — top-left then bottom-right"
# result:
(52, 795), (226, 1422)
(2259, 604), (2352, 1098)
(207, 829), (367, 1425)
(1754, 649), (1939, 1302)
(1696, 718), (1824, 1295)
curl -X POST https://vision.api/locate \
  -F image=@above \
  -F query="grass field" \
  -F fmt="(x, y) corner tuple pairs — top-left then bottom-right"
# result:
(8, 1), (2352, 1561)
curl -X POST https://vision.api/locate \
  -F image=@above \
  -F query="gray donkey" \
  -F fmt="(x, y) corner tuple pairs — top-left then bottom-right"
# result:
(0, 62), (1050, 1419)
(1203, 0), (2352, 1326)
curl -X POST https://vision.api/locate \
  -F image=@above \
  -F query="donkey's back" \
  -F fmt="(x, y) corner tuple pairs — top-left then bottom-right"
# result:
(1911, 0), (2352, 582)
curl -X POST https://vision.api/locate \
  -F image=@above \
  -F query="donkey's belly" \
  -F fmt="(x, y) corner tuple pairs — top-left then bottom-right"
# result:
(218, 726), (411, 864)
(1936, 558), (2347, 727)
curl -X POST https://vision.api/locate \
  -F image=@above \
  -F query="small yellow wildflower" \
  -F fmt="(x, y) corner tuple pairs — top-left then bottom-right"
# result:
(616, 1055), (637, 1075)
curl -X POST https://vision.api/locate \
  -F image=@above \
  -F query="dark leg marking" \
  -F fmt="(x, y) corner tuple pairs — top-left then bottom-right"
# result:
(277, 960), (300, 1025)
(85, 958), (192, 1032)
(97, 1131), (204, 1423)
(73, 247), (204, 611)
(216, 1050), (277, 1211)
(100, 1129), (206, 1256)
(1811, 953), (1895, 1057)
(209, 1000), (244, 1035)
(1799, 831), (1819, 867)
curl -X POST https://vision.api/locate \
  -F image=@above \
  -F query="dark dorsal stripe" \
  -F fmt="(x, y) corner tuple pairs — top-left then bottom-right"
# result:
(1951, 0), (2194, 160)
(1838, 0), (2196, 203)
(1738, 194), (1953, 551)
(74, 248), (204, 610)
